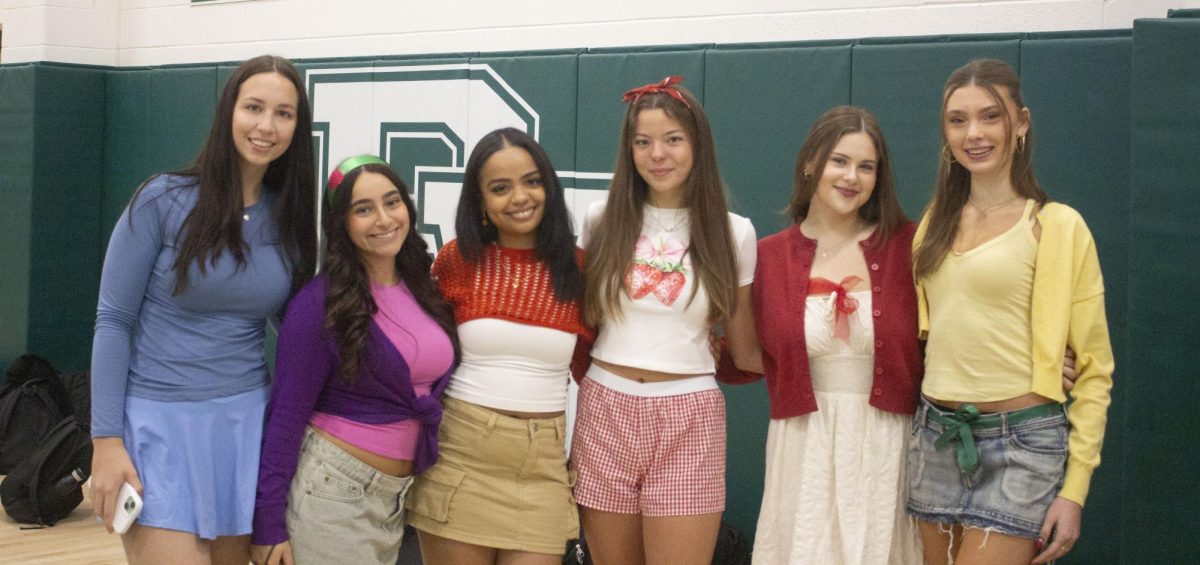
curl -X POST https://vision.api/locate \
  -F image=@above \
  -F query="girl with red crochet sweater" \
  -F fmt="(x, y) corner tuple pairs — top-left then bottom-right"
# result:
(404, 128), (592, 565)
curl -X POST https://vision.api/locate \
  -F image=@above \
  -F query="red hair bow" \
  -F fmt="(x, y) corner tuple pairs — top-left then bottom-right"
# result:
(622, 75), (690, 108)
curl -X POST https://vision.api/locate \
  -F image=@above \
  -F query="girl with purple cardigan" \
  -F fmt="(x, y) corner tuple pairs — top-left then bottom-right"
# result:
(251, 156), (459, 565)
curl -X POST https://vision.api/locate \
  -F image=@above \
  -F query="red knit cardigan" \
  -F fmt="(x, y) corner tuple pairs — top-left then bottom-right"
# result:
(719, 223), (923, 418)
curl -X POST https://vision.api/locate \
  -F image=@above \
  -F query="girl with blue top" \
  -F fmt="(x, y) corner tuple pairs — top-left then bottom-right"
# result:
(251, 156), (458, 565)
(89, 55), (317, 565)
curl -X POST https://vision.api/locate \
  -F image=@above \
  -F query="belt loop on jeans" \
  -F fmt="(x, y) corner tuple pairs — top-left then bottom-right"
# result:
(484, 412), (498, 437)
(933, 404), (982, 474)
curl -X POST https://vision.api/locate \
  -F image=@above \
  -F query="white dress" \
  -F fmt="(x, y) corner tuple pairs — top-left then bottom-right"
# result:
(752, 291), (921, 565)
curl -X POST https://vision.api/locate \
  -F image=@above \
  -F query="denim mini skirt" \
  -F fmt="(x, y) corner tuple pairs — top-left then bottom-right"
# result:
(906, 397), (1068, 539)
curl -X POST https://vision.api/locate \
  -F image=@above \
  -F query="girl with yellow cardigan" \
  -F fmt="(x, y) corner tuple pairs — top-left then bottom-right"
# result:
(906, 58), (1114, 565)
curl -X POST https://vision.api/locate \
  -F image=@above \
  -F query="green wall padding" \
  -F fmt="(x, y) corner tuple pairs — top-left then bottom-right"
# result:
(102, 67), (219, 240)
(0, 65), (36, 374)
(1125, 16), (1200, 564)
(470, 54), (580, 174)
(1021, 36), (1132, 564)
(26, 66), (106, 371)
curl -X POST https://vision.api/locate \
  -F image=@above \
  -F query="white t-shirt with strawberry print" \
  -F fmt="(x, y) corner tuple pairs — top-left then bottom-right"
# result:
(582, 201), (757, 375)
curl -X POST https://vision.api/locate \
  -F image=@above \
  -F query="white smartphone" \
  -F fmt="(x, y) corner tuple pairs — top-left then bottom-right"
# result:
(112, 482), (143, 535)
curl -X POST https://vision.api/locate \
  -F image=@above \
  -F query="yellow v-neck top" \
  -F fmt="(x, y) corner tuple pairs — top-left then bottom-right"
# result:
(923, 199), (1038, 402)
(915, 201), (1115, 507)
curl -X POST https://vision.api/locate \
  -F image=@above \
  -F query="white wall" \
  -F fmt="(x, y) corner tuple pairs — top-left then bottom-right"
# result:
(1, 0), (1197, 66)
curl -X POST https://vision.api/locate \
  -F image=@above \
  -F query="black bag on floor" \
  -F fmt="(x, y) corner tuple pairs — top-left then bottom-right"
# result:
(712, 520), (751, 565)
(0, 415), (93, 526)
(57, 371), (91, 434)
(0, 355), (73, 473)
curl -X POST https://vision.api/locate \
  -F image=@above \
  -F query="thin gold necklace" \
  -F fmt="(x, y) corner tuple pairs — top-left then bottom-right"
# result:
(497, 248), (525, 289)
(645, 207), (688, 233)
(968, 193), (1021, 218)
(806, 221), (865, 258)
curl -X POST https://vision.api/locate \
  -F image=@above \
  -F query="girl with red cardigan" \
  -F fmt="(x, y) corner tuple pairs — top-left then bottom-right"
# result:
(723, 106), (922, 564)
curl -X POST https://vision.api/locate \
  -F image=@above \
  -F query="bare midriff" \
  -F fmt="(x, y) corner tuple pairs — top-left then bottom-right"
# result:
(312, 426), (413, 478)
(925, 391), (1056, 414)
(593, 358), (711, 384)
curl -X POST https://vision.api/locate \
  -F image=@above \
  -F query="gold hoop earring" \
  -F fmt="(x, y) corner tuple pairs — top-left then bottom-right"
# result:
(941, 145), (957, 164)
(1017, 134), (1026, 153)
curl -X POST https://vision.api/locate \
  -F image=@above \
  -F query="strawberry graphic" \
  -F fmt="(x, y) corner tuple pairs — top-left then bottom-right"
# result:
(625, 262), (663, 299)
(654, 269), (686, 306)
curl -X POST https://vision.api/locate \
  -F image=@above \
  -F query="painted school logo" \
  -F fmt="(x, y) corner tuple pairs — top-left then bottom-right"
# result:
(306, 63), (610, 252)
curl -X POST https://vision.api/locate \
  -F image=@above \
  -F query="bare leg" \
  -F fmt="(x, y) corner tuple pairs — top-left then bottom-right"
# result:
(496, 549), (564, 565)
(209, 534), (251, 565)
(122, 524), (210, 565)
(579, 507), (644, 565)
(416, 531), (497, 565)
(953, 528), (1036, 565)
(918, 520), (963, 565)
(642, 513), (721, 565)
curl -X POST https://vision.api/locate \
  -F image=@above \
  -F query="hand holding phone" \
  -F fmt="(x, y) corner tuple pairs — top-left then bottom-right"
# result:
(111, 482), (143, 535)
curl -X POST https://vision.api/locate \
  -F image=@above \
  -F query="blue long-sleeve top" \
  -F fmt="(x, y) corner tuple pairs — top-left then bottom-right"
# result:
(90, 174), (293, 437)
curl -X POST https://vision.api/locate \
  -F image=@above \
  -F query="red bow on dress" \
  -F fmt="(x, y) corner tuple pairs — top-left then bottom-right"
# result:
(622, 75), (691, 108)
(808, 276), (863, 342)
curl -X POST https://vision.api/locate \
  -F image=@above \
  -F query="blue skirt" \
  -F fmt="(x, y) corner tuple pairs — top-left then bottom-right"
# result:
(123, 386), (268, 539)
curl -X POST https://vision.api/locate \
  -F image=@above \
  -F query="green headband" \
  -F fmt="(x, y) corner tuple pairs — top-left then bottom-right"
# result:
(326, 155), (390, 205)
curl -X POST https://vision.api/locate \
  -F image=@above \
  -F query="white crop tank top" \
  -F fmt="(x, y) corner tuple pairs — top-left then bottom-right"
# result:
(445, 318), (577, 412)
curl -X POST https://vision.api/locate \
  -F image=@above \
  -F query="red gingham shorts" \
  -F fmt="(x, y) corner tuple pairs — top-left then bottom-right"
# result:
(569, 375), (726, 516)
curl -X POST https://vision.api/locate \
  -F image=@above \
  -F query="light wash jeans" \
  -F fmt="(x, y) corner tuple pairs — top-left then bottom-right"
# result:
(285, 427), (412, 564)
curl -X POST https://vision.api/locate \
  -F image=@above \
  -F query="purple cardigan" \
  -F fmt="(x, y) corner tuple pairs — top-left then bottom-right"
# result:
(252, 275), (453, 546)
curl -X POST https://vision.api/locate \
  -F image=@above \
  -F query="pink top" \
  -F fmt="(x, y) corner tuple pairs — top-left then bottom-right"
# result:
(309, 280), (448, 460)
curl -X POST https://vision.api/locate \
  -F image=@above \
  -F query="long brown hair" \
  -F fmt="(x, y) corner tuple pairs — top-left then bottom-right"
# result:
(914, 58), (1047, 279)
(322, 162), (459, 384)
(584, 83), (738, 327)
(787, 106), (908, 244)
(159, 55), (317, 295)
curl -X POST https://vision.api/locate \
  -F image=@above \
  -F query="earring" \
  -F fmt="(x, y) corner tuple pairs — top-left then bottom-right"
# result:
(941, 145), (957, 164)
(481, 215), (489, 227)
(803, 170), (812, 180)
(1017, 134), (1026, 153)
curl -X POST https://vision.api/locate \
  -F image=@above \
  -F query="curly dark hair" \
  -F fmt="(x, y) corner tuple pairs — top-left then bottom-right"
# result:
(322, 162), (459, 384)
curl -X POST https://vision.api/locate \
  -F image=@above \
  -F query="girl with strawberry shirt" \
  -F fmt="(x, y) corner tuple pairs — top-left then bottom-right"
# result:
(572, 76), (759, 565)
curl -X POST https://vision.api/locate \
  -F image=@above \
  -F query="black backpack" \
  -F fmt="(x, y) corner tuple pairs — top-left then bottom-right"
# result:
(57, 371), (92, 434)
(0, 415), (93, 526)
(0, 354), (84, 473)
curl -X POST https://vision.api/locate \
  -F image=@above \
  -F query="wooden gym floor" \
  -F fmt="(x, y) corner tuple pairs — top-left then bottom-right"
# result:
(0, 476), (127, 564)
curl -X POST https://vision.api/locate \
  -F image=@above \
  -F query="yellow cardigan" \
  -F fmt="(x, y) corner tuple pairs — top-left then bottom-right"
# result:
(914, 202), (1115, 506)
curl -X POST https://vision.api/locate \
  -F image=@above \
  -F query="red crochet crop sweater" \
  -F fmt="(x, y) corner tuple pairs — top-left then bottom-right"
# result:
(432, 240), (594, 380)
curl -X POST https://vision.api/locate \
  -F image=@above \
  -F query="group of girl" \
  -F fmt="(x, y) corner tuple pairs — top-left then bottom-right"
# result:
(89, 53), (1113, 565)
